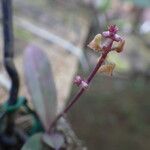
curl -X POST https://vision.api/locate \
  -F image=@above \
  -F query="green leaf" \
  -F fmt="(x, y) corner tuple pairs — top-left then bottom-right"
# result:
(132, 0), (150, 7)
(24, 45), (57, 131)
(22, 133), (44, 150)
(42, 133), (65, 149)
(98, 0), (111, 12)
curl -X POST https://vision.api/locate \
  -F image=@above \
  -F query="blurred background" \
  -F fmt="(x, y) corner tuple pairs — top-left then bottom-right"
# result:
(0, 0), (150, 149)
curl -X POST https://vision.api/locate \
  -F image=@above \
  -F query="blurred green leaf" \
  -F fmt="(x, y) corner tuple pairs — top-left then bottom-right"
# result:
(24, 45), (57, 131)
(98, 0), (111, 12)
(22, 133), (44, 150)
(42, 133), (65, 149)
(22, 133), (54, 150)
(14, 27), (32, 41)
(124, 0), (150, 7)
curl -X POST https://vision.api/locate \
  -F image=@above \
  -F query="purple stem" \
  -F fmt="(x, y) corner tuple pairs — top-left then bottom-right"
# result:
(48, 41), (113, 133)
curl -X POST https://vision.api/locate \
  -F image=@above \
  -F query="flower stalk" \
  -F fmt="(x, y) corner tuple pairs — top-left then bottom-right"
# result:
(48, 25), (124, 133)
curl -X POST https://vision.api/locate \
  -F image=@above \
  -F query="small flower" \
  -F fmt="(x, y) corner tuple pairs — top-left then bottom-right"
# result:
(102, 31), (110, 38)
(74, 75), (88, 89)
(73, 75), (82, 86)
(102, 24), (122, 42)
(88, 34), (102, 51)
(80, 80), (88, 89)
(98, 63), (116, 76)
(114, 34), (122, 42)
(102, 38), (113, 50)
(108, 25), (118, 35)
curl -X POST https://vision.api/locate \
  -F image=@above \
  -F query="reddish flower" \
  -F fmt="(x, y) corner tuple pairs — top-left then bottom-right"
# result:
(108, 25), (118, 35)
(74, 75), (88, 89)
(73, 75), (82, 86)
(102, 24), (122, 42)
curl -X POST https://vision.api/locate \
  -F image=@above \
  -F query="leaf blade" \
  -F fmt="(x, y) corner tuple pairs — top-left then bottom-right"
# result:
(24, 45), (57, 131)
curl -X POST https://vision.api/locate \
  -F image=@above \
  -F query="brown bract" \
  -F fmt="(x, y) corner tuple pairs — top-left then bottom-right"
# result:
(98, 63), (116, 76)
(87, 34), (102, 52)
(115, 39), (125, 53)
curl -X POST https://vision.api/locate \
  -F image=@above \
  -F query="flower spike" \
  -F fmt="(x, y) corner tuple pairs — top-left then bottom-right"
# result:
(48, 25), (125, 132)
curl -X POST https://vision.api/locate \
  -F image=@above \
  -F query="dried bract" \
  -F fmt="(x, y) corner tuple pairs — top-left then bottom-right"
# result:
(88, 34), (102, 51)
(98, 63), (116, 76)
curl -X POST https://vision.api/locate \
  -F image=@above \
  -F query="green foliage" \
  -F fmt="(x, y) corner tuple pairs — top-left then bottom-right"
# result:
(14, 27), (32, 41)
(42, 133), (65, 149)
(98, 0), (111, 12)
(24, 45), (57, 132)
(22, 132), (65, 150)
(22, 133), (45, 150)
(3, 97), (26, 113)
(123, 0), (150, 7)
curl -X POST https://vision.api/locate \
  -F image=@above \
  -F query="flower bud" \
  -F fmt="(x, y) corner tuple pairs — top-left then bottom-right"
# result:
(73, 75), (82, 86)
(73, 75), (88, 89)
(80, 81), (88, 89)
(108, 25), (118, 34)
(102, 31), (110, 38)
(114, 34), (122, 42)
(102, 25), (123, 43)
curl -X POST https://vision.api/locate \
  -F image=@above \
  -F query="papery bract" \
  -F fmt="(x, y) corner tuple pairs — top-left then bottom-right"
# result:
(98, 63), (116, 76)
(88, 34), (102, 51)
